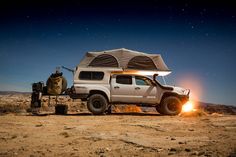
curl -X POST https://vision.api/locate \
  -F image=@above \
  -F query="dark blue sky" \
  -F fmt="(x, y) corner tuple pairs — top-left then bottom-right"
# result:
(0, 0), (236, 105)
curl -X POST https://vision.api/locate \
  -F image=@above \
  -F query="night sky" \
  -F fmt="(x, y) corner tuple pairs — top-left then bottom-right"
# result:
(0, 0), (235, 105)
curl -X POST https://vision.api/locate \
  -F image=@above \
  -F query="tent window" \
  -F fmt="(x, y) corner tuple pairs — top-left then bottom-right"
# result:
(79, 71), (104, 80)
(89, 54), (118, 67)
(127, 56), (157, 70)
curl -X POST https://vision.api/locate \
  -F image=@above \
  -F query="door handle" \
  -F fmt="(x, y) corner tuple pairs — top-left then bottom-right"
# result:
(114, 86), (120, 89)
(135, 87), (140, 90)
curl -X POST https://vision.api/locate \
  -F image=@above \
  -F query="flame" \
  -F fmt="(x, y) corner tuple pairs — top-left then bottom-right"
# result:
(182, 101), (196, 112)
(113, 105), (142, 113)
(124, 106), (142, 112)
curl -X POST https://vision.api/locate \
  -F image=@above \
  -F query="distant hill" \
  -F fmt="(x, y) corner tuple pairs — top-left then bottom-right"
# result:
(0, 91), (235, 115)
(194, 101), (236, 115)
(0, 91), (31, 95)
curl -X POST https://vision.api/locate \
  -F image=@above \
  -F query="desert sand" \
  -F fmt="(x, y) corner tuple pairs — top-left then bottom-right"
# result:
(0, 93), (236, 157)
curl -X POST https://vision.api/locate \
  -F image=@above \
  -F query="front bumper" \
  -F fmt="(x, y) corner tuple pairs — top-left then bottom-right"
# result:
(180, 95), (189, 104)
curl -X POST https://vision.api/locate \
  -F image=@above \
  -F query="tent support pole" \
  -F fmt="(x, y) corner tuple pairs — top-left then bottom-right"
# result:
(162, 76), (166, 85)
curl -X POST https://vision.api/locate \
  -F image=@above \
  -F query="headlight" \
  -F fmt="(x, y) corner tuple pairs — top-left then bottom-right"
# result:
(184, 89), (190, 95)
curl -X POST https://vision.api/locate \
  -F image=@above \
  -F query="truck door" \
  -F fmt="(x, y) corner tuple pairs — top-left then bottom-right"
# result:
(111, 75), (135, 103)
(134, 76), (158, 104)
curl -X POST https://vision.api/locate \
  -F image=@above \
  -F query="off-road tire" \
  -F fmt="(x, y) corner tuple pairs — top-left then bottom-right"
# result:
(156, 105), (165, 115)
(160, 96), (182, 115)
(55, 104), (68, 115)
(87, 94), (108, 115)
(61, 77), (67, 93)
(105, 105), (112, 114)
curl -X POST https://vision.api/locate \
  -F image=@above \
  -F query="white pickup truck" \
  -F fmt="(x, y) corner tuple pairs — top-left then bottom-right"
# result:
(70, 67), (190, 115)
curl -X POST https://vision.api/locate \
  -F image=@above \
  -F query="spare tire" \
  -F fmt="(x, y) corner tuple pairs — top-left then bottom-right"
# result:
(47, 72), (67, 95)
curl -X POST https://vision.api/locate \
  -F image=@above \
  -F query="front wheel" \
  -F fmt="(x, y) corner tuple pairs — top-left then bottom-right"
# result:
(87, 94), (108, 115)
(158, 96), (182, 115)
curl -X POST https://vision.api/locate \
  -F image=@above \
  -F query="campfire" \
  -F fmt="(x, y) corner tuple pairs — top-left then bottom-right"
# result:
(113, 105), (142, 113)
(182, 101), (196, 113)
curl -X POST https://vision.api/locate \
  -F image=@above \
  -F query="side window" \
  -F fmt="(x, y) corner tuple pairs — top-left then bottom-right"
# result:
(135, 76), (152, 86)
(116, 75), (132, 85)
(79, 71), (104, 80)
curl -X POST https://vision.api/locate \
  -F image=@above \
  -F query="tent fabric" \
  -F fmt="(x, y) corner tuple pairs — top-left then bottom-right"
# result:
(127, 56), (157, 70)
(89, 54), (119, 67)
(78, 48), (170, 72)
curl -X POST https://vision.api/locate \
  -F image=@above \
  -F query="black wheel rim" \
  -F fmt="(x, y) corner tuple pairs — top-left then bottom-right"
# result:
(93, 100), (102, 109)
(167, 100), (180, 112)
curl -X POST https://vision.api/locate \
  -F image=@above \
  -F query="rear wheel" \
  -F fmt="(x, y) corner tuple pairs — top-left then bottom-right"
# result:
(105, 105), (112, 114)
(159, 96), (182, 115)
(156, 105), (165, 114)
(87, 94), (108, 115)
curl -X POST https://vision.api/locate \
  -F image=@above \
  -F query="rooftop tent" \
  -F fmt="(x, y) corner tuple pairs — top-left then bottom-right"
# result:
(77, 48), (171, 76)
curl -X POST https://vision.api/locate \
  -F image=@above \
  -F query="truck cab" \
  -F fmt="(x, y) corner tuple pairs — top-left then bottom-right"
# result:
(71, 68), (189, 115)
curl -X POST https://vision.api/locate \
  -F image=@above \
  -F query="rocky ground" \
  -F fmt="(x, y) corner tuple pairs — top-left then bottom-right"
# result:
(0, 93), (236, 156)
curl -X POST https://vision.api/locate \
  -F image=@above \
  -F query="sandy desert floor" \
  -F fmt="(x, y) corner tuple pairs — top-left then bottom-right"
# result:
(0, 113), (236, 157)
(0, 93), (236, 156)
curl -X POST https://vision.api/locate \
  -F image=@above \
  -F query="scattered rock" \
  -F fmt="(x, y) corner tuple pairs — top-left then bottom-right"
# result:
(168, 152), (175, 155)
(11, 135), (17, 139)
(170, 148), (177, 152)
(168, 148), (178, 156)
(95, 148), (105, 155)
(157, 148), (163, 152)
(190, 151), (198, 155)
(46, 149), (51, 152)
(73, 148), (79, 151)
(171, 137), (176, 140)
(64, 126), (75, 130)
(59, 132), (70, 138)
(35, 124), (43, 127)
(23, 135), (28, 138)
(188, 128), (194, 131)
(185, 148), (191, 152)
(198, 151), (205, 156)
(178, 141), (186, 144)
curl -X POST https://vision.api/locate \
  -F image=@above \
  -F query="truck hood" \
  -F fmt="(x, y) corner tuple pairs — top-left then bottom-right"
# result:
(170, 86), (190, 96)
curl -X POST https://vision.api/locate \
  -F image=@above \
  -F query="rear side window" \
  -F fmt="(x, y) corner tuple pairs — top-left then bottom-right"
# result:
(79, 71), (104, 80)
(116, 75), (132, 84)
